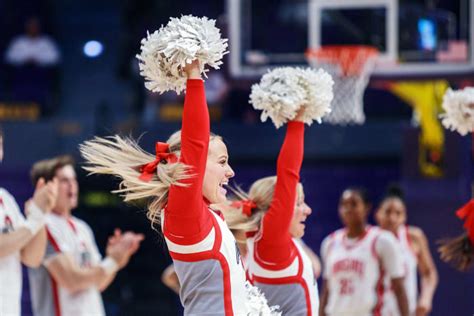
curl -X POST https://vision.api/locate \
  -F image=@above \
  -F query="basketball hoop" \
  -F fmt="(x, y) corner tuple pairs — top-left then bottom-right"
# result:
(306, 45), (379, 125)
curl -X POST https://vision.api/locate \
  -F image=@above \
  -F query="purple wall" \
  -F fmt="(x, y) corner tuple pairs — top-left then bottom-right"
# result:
(2, 160), (473, 315)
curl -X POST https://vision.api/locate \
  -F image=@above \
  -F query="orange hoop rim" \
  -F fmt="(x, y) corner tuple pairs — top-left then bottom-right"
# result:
(306, 45), (379, 76)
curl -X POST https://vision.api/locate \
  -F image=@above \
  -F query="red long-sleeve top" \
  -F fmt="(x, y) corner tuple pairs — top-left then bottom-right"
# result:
(254, 121), (305, 267)
(162, 80), (249, 316)
(164, 79), (213, 244)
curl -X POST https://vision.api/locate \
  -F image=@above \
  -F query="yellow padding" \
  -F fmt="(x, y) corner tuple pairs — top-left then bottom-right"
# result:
(0, 102), (40, 121)
(390, 80), (449, 177)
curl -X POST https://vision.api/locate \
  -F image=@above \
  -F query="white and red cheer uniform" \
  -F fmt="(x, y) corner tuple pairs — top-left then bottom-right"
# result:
(162, 80), (249, 315)
(246, 122), (319, 316)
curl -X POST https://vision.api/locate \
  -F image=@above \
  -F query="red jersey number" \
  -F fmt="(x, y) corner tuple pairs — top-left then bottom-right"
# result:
(339, 278), (354, 295)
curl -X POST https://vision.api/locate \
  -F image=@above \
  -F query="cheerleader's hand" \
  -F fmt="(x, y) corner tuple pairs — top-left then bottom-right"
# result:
(293, 107), (306, 122)
(184, 59), (201, 79)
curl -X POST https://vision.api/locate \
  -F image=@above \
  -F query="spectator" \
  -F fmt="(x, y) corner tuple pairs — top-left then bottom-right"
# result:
(5, 17), (60, 67)
(4, 17), (61, 116)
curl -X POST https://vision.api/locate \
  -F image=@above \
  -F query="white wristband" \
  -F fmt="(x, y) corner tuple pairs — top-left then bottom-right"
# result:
(100, 257), (119, 275)
(24, 202), (45, 235)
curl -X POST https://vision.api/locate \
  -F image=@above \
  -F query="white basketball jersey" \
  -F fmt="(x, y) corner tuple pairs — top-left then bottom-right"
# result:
(397, 225), (418, 315)
(0, 188), (26, 316)
(29, 213), (105, 316)
(323, 227), (399, 316)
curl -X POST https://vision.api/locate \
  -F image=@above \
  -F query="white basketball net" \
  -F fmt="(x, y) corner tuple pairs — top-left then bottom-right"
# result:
(307, 48), (378, 125)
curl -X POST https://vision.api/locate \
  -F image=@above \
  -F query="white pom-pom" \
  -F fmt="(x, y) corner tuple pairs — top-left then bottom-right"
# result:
(245, 282), (281, 315)
(249, 68), (304, 128)
(297, 68), (334, 125)
(249, 67), (333, 128)
(136, 15), (228, 94)
(440, 87), (474, 136)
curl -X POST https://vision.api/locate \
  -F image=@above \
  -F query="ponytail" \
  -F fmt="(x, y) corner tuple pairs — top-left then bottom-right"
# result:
(438, 234), (474, 271)
(80, 132), (191, 228)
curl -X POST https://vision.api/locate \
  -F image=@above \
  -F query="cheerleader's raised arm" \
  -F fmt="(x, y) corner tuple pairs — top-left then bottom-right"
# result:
(255, 120), (305, 265)
(165, 61), (214, 244)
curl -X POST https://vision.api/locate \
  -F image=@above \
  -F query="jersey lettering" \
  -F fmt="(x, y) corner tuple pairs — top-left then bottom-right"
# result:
(332, 258), (365, 277)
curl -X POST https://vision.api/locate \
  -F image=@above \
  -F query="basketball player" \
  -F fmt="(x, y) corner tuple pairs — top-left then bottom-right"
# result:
(28, 155), (143, 316)
(376, 189), (438, 316)
(320, 188), (409, 316)
(0, 127), (58, 315)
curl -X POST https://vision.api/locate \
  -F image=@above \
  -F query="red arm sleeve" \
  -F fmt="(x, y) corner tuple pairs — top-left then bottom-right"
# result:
(255, 121), (305, 266)
(164, 79), (213, 244)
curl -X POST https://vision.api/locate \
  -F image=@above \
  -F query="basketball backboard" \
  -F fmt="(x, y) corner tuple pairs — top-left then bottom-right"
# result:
(228, 0), (474, 78)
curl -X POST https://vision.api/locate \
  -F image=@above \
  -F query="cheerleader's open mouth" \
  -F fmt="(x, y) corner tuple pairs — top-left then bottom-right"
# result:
(219, 181), (228, 196)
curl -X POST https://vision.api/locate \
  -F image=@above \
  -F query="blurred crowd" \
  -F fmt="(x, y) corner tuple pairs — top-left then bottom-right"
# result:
(0, 0), (260, 124)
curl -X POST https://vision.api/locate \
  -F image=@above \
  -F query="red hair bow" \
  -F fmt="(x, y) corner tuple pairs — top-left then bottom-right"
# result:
(139, 142), (178, 182)
(231, 200), (257, 217)
(456, 199), (474, 244)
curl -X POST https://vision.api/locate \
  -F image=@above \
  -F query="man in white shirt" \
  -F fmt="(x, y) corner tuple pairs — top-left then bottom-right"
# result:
(5, 17), (60, 67)
(0, 127), (58, 316)
(28, 155), (143, 316)
(4, 17), (61, 116)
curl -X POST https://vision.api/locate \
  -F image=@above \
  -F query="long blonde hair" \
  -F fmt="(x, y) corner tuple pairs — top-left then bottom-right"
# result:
(438, 234), (474, 271)
(80, 131), (192, 228)
(223, 176), (303, 232)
